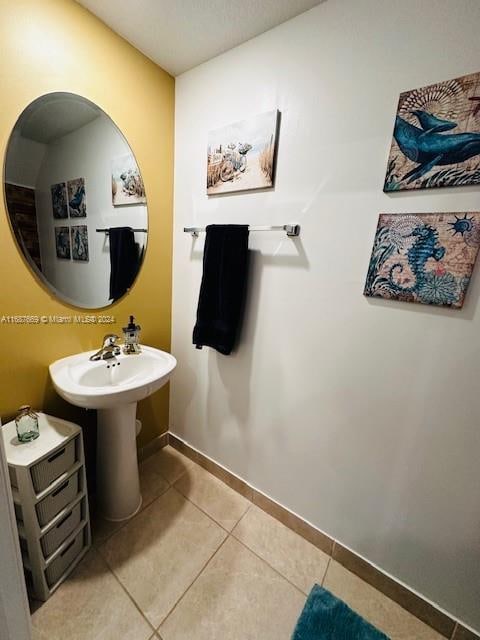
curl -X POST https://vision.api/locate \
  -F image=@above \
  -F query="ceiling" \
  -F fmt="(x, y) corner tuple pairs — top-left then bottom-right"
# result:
(76, 0), (323, 76)
(19, 94), (101, 144)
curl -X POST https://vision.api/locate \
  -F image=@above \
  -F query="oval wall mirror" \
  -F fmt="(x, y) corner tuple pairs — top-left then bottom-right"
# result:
(4, 92), (148, 309)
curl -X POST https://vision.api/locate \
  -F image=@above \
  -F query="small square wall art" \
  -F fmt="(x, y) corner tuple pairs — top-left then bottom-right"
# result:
(384, 71), (480, 191)
(71, 225), (89, 261)
(55, 226), (70, 259)
(51, 183), (67, 219)
(67, 177), (87, 217)
(111, 153), (146, 206)
(364, 212), (480, 309)
(206, 109), (279, 195)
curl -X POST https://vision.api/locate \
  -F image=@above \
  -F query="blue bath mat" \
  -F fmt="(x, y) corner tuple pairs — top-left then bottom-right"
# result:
(292, 584), (390, 640)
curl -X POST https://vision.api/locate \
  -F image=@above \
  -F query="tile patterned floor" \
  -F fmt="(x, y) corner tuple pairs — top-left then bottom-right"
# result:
(31, 445), (445, 640)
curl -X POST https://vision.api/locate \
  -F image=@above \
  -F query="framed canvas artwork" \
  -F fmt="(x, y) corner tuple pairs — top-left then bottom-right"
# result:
(54, 226), (71, 259)
(71, 225), (89, 261)
(206, 109), (279, 195)
(111, 154), (146, 206)
(364, 213), (480, 309)
(51, 183), (67, 219)
(67, 177), (87, 217)
(384, 71), (480, 191)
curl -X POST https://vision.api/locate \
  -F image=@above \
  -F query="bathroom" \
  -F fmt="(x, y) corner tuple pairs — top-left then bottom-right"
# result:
(0, 0), (479, 639)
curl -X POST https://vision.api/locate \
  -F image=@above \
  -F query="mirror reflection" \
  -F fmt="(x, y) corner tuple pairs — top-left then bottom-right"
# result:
(4, 92), (148, 308)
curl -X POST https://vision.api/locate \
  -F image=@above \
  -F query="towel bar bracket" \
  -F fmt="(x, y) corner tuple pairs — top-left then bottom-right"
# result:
(285, 224), (300, 237)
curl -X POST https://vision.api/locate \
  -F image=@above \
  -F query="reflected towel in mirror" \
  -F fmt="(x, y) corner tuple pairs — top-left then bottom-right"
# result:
(108, 227), (140, 301)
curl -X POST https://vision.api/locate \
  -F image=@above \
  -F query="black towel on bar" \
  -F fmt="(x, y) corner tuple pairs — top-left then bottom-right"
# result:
(193, 224), (250, 355)
(108, 227), (139, 301)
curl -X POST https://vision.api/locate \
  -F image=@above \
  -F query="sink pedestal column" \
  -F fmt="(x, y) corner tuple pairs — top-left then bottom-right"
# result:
(96, 402), (142, 521)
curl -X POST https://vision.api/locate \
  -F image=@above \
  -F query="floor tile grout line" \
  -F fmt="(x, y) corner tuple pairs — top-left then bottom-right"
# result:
(92, 457), (175, 547)
(171, 477), (312, 599)
(142, 446), (191, 489)
(94, 441), (195, 545)
(95, 480), (234, 637)
(172, 479), (252, 536)
(172, 486), (246, 535)
(135, 442), (466, 640)
(91, 510), (129, 547)
(167, 452), (324, 597)
(156, 535), (231, 632)
(229, 502), (331, 595)
(157, 446), (254, 537)
(168, 436), (254, 499)
(93, 479), (171, 548)
(88, 446), (462, 640)
(95, 479), (233, 562)
(169, 440), (335, 557)
(161, 446), (453, 635)
(173, 455), (253, 502)
(230, 501), (253, 533)
(169, 442), (462, 639)
(321, 555), (332, 588)
(230, 532), (311, 599)
(93, 546), (157, 636)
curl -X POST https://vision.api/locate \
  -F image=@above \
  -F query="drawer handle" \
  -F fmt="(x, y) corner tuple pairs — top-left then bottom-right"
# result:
(47, 447), (66, 463)
(56, 510), (73, 529)
(51, 480), (69, 497)
(61, 537), (76, 556)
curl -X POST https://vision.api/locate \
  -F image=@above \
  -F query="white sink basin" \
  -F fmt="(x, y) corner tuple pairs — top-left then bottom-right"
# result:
(49, 345), (176, 522)
(49, 345), (176, 410)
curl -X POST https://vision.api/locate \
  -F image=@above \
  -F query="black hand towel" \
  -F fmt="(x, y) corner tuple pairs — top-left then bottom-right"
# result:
(108, 227), (140, 301)
(193, 224), (249, 355)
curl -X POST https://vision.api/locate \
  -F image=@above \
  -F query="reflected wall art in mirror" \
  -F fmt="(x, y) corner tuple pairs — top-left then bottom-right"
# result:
(4, 92), (148, 308)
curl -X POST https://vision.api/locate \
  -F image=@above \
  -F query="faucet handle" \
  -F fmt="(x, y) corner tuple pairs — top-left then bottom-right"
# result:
(103, 334), (120, 347)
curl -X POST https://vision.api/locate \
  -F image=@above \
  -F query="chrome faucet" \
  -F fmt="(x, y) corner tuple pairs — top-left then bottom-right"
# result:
(89, 334), (121, 361)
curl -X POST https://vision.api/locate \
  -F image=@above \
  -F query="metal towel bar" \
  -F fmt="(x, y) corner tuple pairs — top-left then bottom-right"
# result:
(96, 228), (147, 234)
(183, 224), (300, 237)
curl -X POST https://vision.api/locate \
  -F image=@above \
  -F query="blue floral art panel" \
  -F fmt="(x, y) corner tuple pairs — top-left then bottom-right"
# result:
(384, 71), (480, 191)
(364, 213), (480, 309)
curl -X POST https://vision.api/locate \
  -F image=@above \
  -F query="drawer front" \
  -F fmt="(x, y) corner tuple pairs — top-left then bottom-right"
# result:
(36, 472), (79, 527)
(41, 501), (82, 558)
(31, 438), (77, 493)
(8, 465), (18, 489)
(14, 501), (23, 522)
(45, 527), (85, 588)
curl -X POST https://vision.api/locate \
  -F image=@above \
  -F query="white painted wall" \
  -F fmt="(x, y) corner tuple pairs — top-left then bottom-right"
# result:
(5, 133), (46, 188)
(171, 0), (480, 630)
(35, 115), (147, 308)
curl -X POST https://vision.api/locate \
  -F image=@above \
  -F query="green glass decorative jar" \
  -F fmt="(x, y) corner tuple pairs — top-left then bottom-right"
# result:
(15, 405), (40, 443)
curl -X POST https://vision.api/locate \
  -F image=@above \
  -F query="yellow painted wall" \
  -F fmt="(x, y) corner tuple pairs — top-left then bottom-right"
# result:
(0, 0), (174, 448)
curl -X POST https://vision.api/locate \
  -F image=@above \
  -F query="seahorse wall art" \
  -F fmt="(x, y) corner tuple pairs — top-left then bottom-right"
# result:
(364, 213), (480, 308)
(384, 71), (480, 191)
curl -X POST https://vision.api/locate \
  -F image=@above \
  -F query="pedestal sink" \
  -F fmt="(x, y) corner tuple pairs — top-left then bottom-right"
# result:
(49, 346), (176, 521)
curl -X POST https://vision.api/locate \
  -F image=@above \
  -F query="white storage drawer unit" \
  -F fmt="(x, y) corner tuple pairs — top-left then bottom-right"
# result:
(45, 525), (87, 587)
(41, 499), (83, 558)
(1, 412), (91, 601)
(36, 469), (80, 526)
(31, 437), (77, 493)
